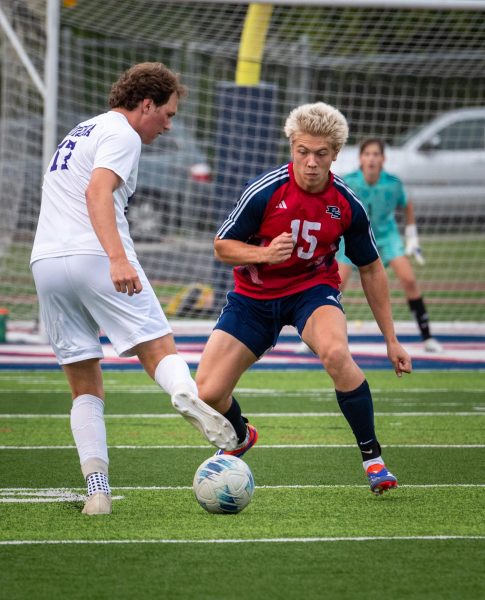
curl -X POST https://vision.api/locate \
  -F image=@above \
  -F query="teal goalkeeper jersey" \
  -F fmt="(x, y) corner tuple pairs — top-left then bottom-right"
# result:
(343, 169), (407, 241)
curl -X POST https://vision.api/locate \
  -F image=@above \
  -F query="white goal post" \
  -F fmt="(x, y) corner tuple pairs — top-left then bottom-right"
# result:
(1, 0), (484, 335)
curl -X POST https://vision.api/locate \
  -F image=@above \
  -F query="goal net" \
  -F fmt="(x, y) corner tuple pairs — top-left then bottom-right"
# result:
(1, 0), (484, 332)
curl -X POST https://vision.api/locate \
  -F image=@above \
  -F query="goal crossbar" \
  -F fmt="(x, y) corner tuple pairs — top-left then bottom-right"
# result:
(179, 0), (485, 11)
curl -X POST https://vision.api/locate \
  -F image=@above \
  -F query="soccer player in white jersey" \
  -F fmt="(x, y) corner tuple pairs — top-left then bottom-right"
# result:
(30, 63), (237, 515)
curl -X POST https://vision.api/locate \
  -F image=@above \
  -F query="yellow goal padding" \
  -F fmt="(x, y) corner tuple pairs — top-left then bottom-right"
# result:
(236, 4), (273, 86)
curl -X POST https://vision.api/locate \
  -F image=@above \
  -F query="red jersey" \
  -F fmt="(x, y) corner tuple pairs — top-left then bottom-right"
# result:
(217, 162), (378, 300)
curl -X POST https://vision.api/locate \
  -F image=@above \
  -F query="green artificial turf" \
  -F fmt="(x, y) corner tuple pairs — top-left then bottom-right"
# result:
(0, 369), (484, 600)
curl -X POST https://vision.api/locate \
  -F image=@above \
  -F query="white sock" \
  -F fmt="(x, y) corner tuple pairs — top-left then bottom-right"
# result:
(86, 472), (111, 497)
(363, 457), (385, 472)
(70, 394), (109, 476)
(154, 354), (198, 397)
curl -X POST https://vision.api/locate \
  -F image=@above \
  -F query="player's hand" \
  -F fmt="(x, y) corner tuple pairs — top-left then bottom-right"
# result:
(405, 224), (425, 265)
(265, 232), (295, 264)
(387, 340), (412, 377)
(110, 258), (143, 296)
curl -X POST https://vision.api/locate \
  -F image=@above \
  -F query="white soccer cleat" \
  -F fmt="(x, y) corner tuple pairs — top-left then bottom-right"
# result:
(295, 341), (312, 354)
(171, 389), (238, 451)
(424, 337), (443, 353)
(82, 492), (112, 515)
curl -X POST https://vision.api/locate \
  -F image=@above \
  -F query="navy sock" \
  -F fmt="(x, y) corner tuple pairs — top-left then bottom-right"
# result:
(408, 297), (431, 340)
(223, 396), (247, 444)
(336, 380), (381, 460)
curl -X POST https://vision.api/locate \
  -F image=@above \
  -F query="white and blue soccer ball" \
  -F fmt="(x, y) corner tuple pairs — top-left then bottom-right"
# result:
(193, 455), (255, 514)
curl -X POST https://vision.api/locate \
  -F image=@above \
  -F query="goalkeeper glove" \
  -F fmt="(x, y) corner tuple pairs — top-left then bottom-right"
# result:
(405, 224), (425, 265)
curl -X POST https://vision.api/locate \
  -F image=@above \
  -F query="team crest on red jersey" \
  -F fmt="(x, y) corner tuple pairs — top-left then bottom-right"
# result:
(326, 206), (341, 219)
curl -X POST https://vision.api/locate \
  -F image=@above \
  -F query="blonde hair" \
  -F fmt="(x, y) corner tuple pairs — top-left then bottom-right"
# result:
(284, 102), (349, 152)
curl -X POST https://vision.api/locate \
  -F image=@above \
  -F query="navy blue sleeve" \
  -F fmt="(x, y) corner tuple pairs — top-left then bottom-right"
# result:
(334, 178), (379, 266)
(217, 165), (289, 242)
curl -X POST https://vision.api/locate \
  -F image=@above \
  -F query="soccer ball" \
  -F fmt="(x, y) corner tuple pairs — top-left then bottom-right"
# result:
(193, 455), (255, 514)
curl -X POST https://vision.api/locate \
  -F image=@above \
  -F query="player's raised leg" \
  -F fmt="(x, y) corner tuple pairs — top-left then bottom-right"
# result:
(79, 257), (238, 453)
(135, 334), (238, 451)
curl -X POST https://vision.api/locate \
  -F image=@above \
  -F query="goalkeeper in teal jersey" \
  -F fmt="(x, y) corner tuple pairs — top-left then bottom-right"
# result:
(337, 138), (442, 353)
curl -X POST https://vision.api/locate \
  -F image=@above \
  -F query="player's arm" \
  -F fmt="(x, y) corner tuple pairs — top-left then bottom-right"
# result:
(214, 233), (294, 266)
(358, 258), (412, 377)
(85, 167), (142, 295)
(404, 200), (425, 265)
(215, 171), (295, 266)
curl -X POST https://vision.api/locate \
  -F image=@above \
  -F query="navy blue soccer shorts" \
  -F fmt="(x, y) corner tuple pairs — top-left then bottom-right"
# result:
(214, 284), (344, 358)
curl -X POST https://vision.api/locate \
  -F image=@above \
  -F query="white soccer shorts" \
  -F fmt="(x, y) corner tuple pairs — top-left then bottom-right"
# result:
(31, 255), (172, 364)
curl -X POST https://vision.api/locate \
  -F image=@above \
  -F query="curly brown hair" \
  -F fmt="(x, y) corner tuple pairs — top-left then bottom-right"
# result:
(108, 62), (187, 110)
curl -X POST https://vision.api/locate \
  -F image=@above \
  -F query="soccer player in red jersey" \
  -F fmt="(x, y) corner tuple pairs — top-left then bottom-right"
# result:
(196, 102), (412, 494)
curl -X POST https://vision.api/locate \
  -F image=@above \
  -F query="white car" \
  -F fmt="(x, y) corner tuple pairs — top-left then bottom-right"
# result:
(333, 107), (485, 216)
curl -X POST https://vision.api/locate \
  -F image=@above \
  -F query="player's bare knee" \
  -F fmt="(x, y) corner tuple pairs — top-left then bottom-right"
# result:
(63, 360), (103, 400)
(71, 385), (104, 400)
(319, 344), (349, 374)
(401, 277), (419, 296)
(195, 384), (218, 406)
(195, 376), (225, 408)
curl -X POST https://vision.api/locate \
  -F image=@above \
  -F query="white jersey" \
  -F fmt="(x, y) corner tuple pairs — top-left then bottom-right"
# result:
(30, 111), (141, 264)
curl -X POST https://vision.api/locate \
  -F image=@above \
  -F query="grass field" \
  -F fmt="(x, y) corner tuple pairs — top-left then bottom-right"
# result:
(1, 369), (484, 599)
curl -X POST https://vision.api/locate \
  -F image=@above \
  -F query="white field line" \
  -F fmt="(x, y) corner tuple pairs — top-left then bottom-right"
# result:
(2, 484), (484, 504)
(113, 484), (485, 490)
(1, 387), (484, 395)
(1, 444), (484, 450)
(2, 484), (484, 503)
(1, 536), (485, 546)
(0, 496), (124, 504)
(2, 484), (485, 492)
(1, 411), (484, 418)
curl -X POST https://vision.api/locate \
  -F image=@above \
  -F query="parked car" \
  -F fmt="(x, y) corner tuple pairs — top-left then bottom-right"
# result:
(128, 120), (212, 239)
(333, 107), (485, 220)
